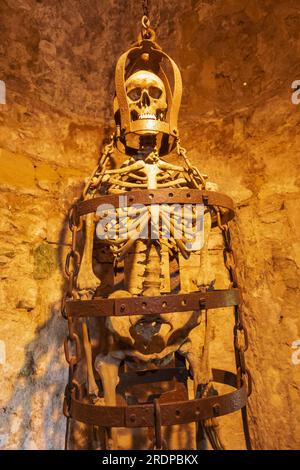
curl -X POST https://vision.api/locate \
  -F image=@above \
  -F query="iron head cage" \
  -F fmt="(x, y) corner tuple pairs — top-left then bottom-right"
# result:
(114, 23), (182, 156)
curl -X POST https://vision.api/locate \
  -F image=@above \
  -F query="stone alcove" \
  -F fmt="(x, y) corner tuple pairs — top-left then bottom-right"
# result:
(0, 0), (299, 449)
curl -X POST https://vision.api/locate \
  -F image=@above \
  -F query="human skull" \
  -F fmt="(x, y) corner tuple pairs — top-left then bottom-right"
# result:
(125, 70), (167, 122)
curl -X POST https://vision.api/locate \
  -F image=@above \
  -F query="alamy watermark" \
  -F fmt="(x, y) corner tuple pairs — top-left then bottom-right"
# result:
(291, 339), (300, 365)
(95, 196), (205, 251)
(291, 80), (300, 105)
(0, 80), (5, 104)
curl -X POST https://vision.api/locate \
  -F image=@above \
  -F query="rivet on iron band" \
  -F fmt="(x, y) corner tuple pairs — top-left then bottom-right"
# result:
(212, 403), (221, 417)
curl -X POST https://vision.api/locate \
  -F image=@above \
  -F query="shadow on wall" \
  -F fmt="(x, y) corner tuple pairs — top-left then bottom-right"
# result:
(1, 213), (72, 450)
(0, 133), (118, 450)
(7, 309), (67, 449)
(2, 308), (68, 450)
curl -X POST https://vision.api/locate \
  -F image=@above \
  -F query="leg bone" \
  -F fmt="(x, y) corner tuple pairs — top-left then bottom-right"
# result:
(82, 319), (99, 399)
(77, 212), (100, 294)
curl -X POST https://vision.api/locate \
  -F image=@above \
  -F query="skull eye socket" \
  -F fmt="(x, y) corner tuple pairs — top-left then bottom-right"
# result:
(149, 86), (162, 99)
(127, 87), (142, 101)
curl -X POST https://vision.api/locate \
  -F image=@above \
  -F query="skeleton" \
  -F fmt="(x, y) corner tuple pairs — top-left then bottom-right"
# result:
(74, 53), (225, 448)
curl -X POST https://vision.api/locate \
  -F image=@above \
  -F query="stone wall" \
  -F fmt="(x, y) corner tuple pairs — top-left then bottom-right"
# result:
(0, 0), (299, 449)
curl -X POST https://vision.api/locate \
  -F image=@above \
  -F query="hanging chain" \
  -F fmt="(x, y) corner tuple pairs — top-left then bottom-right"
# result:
(216, 212), (252, 398)
(175, 139), (251, 395)
(142, 0), (149, 18)
(176, 139), (207, 189)
(61, 206), (81, 320)
(62, 135), (116, 428)
(141, 0), (156, 41)
(62, 136), (116, 434)
(82, 135), (115, 200)
(216, 212), (252, 449)
(62, 206), (83, 451)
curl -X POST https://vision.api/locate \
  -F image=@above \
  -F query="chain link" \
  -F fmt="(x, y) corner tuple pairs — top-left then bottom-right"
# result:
(69, 205), (83, 232)
(65, 250), (81, 277)
(64, 332), (81, 365)
(61, 205), (81, 319)
(141, 15), (155, 41)
(140, 0), (157, 43)
(142, 15), (150, 30)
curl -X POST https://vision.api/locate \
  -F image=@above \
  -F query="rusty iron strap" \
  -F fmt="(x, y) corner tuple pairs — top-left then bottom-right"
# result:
(68, 369), (247, 428)
(65, 288), (240, 318)
(76, 188), (234, 219)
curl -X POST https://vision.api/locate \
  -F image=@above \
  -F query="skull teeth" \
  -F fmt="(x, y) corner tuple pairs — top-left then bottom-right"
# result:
(139, 113), (157, 120)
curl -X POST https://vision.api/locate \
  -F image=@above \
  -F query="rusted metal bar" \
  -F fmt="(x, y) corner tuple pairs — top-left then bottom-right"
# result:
(66, 369), (247, 428)
(65, 288), (240, 318)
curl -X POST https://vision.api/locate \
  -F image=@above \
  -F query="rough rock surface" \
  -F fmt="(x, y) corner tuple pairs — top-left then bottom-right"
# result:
(0, 0), (299, 449)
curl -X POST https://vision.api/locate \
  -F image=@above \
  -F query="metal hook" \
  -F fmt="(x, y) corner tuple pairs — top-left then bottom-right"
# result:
(142, 15), (150, 30)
